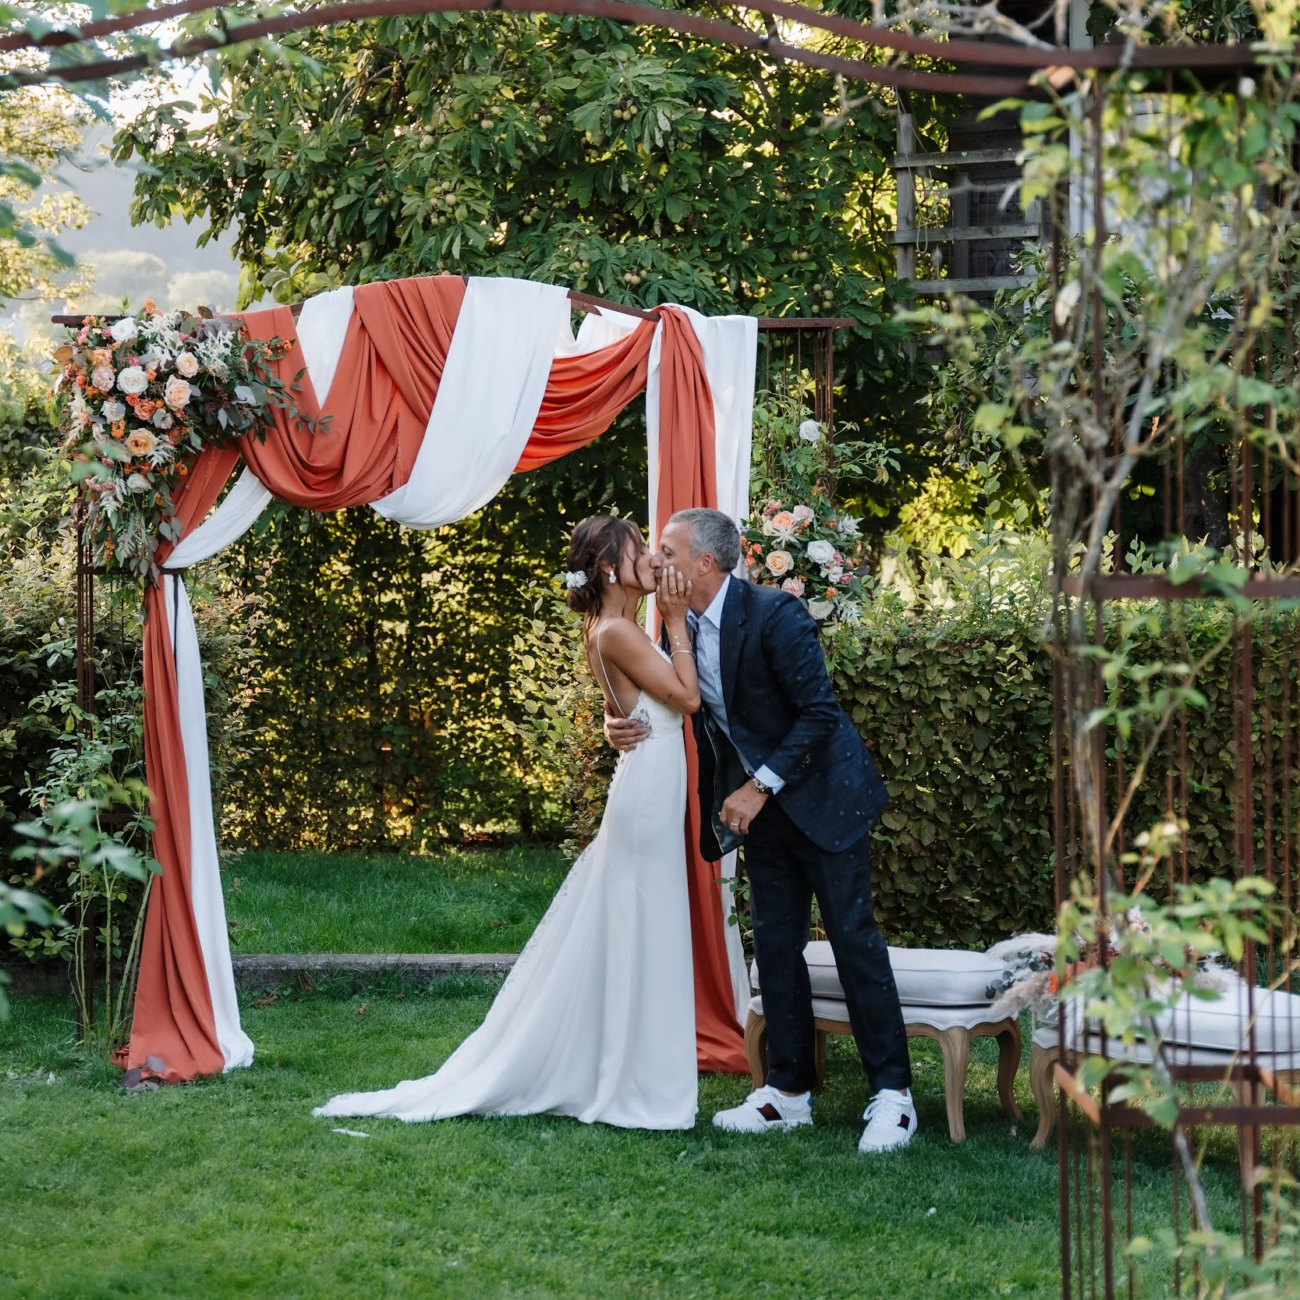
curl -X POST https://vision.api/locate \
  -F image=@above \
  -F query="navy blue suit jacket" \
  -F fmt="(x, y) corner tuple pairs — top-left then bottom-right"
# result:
(690, 577), (889, 862)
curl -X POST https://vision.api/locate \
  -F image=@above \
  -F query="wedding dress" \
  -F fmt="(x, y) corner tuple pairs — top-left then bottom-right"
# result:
(314, 652), (697, 1130)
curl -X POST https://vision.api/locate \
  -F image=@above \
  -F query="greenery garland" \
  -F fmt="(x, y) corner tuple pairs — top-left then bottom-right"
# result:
(53, 304), (293, 580)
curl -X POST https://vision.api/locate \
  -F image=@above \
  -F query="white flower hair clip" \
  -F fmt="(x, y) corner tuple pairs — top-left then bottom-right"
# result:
(563, 570), (589, 589)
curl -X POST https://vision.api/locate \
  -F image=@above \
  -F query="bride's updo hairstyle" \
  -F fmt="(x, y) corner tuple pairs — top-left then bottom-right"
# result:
(565, 516), (642, 620)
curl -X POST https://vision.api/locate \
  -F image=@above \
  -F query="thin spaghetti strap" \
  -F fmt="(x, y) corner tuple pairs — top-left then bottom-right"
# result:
(593, 623), (628, 719)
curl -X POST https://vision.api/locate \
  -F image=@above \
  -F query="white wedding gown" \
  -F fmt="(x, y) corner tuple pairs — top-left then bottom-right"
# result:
(314, 658), (698, 1130)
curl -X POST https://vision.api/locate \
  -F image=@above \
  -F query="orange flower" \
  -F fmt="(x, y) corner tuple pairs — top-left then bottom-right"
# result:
(142, 299), (158, 315)
(1047, 973), (1059, 995)
(111, 420), (125, 439)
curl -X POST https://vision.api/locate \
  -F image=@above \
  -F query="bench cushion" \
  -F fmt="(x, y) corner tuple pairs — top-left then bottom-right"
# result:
(748, 994), (1016, 1034)
(750, 940), (1003, 1008)
(1033, 985), (1300, 1061)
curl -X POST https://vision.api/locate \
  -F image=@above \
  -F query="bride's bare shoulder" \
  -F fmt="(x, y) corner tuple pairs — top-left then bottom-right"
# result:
(592, 617), (653, 656)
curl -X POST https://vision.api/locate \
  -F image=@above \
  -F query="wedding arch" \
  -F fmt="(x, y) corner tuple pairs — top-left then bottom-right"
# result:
(61, 272), (851, 1084)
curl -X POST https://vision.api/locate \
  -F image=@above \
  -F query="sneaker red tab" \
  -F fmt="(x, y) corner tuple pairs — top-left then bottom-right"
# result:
(758, 1102), (783, 1122)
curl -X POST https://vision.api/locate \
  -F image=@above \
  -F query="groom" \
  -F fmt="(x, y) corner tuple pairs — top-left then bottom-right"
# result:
(605, 508), (916, 1153)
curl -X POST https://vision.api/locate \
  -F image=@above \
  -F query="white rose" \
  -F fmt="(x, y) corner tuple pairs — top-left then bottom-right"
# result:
(101, 399), (126, 423)
(174, 352), (199, 378)
(806, 539), (835, 565)
(117, 366), (149, 395)
(109, 317), (139, 343)
(798, 419), (822, 443)
(164, 376), (192, 409)
(126, 472), (152, 493)
(808, 599), (835, 621)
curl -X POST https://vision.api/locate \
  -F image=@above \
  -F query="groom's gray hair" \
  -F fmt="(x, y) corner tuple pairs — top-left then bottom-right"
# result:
(669, 508), (740, 574)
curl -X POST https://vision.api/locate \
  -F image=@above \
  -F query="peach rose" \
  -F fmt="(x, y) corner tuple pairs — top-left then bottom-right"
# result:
(771, 510), (795, 532)
(164, 376), (193, 410)
(781, 577), (805, 596)
(174, 352), (199, 378)
(765, 549), (793, 576)
(91, 365), (115, 392)
(124, 429), (158, 458)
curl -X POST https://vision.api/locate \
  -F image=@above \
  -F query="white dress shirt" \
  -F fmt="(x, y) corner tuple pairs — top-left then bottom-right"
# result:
(689, 576), (786, 793)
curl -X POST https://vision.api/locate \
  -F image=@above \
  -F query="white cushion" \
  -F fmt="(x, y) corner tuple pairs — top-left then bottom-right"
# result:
(1033, 988), (1300, 1063)
(750, 940), (1002, 1008)
(749, 993), (1016, 1034)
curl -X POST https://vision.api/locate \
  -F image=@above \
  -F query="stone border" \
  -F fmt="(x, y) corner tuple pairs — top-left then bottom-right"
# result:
(231, 953), (518, 986)
(2, 953), (518, 998)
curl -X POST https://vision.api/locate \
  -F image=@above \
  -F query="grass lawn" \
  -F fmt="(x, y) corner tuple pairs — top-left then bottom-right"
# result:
(3, 982), (1245, 1299)
(5, 848), (1247, 1296)
(223, 846), (568, 954)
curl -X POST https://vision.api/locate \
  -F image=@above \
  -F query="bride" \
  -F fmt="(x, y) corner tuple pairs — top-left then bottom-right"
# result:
(314, 515), (703, 1130)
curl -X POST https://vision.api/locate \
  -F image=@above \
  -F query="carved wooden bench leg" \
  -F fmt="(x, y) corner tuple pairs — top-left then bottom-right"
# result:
(995, 1020), (1024, 1120)
(744, 1008), (768, 1090)
(1029, 1043), (1060, 1149)
(936, 1025), (971, 1142)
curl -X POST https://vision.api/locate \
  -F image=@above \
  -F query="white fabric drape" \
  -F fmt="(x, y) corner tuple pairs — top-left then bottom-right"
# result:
(373, 278), (569, 527)
(162, 575), (255, 1069)
(296, 286), (354, 405)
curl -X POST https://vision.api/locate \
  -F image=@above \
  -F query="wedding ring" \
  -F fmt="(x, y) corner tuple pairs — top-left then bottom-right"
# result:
(730, 821), (740, 830)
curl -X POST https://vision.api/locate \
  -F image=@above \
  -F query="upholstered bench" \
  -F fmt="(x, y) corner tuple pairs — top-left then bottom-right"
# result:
(1029, 984), (1300, 1148)
(745, 941), (1022, 1142)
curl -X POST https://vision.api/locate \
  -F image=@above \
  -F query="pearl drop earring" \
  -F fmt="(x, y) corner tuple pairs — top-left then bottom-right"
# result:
(608, 570), (617, 584)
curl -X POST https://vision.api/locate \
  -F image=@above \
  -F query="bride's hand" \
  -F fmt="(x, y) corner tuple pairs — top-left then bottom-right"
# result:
(657, 565), (693, 622)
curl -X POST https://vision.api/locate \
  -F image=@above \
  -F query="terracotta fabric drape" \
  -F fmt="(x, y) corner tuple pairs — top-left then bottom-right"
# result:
(128, 442), (243, 1081)
(515, 318), (657, 471)
(238, 279), (464, 510)
(126, 275), (746, 1080)
(653, 311), (747, 1074)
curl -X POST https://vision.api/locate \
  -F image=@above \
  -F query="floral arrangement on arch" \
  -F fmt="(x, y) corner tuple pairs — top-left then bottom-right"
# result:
(742, 420), (868, 625)
(54, 303), (293, 579)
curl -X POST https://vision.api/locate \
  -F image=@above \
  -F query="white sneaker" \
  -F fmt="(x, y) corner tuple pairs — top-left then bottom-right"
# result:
(712, 1085), (813, 1133)
(858, 1088), (918, 1153)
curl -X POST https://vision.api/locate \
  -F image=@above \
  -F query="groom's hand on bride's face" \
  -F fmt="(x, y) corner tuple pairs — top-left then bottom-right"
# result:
(604, 714), (648, 751)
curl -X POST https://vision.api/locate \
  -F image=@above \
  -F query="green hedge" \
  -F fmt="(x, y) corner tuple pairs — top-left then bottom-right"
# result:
(829, 597), (1278, 949)
(832, 616), (1056, 948)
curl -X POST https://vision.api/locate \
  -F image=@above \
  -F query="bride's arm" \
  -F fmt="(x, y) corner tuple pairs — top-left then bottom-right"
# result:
(599, 568), (700, 716)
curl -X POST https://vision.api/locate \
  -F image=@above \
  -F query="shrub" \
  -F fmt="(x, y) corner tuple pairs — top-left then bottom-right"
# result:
(833, 607), (1056, 947)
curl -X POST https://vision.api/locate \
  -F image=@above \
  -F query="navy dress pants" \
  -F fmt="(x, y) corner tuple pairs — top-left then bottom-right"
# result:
(745, 797), (912, 1095)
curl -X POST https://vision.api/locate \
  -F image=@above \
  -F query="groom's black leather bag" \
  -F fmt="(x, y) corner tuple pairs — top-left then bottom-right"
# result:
(691, 578), (889, 861)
